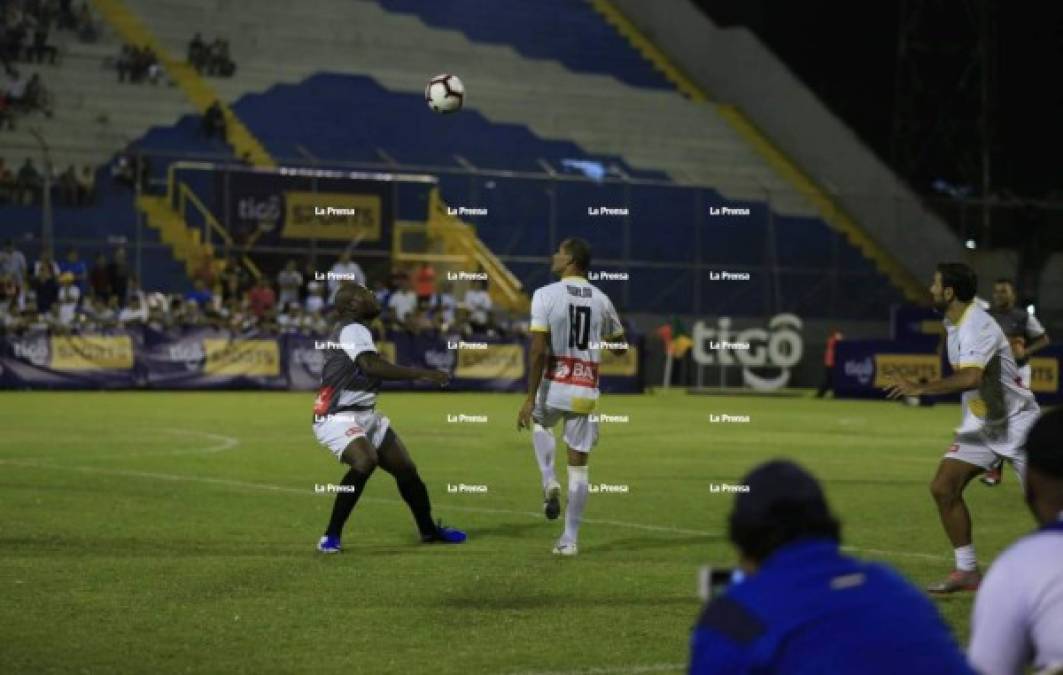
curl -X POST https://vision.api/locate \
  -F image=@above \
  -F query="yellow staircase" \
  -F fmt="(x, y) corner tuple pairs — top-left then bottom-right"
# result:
(138, 194), (210, 278)
(589, 0), (928, 304)
(393, 188), (530, 314)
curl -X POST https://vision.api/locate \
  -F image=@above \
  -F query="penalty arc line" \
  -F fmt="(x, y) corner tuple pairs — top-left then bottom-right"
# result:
(0, 458), (949, 562)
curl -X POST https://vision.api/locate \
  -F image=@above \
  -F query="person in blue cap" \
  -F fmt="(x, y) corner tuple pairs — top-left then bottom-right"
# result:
(689, 460), (973, 674)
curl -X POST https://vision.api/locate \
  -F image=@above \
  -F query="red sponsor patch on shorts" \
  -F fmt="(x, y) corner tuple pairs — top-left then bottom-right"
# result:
(947, 443), (960, 453)
(344, 426), (365, 437)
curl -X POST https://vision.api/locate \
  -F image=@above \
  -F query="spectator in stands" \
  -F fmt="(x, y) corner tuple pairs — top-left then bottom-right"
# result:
(464, 279), (493, 334)
(88, 252), (110, 300)
(372, 277), (390, 308)
(76, 165), (94, 204)
(115, 44), (133, 82)
(247, 276), (275, 320)
(33, 249), (60, 280)
(187, 32), (206, 72)
(304, 279), (325, 315)
(413, 262), (435, 302)
(21, 73), (52, 116)
(29, 20), (56, 64)
(276, 259), (303, 309)
(15, 156), (41, 204)
(117, 292), (147, 326)
(430, 281), (458, 328)
(0, 239), (28, 287)
(0, 92), (14, 131)
(0, 158), (13, 203)
(327, 251), (364, 302)
(386, 273), (417, 328)
(688, 460), (973, 674)
(201, 99), (226, 141)
(184, 278), (213, 309)
(58, 247), (86, 292)
(968, 407), (1063, 673)
(57, 0), (77, 31)
(58, 164), (78, 205)
(107, 247), (129, 303)
(31, 258), (57, 313)
(56, 271), (79, 326)
(206, 37), (235, 77)
(75, 2), (97, 42)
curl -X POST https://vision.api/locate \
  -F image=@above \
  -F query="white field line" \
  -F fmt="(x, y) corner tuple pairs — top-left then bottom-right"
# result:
(0, 457), (948, 561)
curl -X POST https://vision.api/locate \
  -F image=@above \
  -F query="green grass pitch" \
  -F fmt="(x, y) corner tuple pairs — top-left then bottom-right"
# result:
(0, 389), (1035, 674)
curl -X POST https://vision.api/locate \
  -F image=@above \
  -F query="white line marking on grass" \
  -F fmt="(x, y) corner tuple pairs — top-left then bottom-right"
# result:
(509, 663), (685, 675)
(0, 459), (949, 561)
(0, 428), (240, 461)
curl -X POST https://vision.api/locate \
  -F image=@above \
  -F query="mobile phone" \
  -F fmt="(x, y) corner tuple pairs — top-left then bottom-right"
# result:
(697, 566), (740, 602)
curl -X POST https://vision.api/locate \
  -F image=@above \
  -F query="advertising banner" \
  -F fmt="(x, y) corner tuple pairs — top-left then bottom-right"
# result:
(1, 330), (644, 394)
(834, 340), (1063, 403)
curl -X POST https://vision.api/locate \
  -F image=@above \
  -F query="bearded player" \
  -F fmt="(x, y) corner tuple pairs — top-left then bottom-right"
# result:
(884, 263), (1039, 592)
(980, 277), (1051, 486)
(313, 282), (466, 553)
(517, 237), (627, 556)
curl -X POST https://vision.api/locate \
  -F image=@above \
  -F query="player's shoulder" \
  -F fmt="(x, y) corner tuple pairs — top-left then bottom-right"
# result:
(338, 321), (373, 340)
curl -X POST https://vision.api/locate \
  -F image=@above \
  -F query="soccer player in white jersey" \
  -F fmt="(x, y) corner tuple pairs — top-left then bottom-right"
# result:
(969, 407), (1063, 674)
(885, 262), (1040, 593)
(517, 238), (627, 556)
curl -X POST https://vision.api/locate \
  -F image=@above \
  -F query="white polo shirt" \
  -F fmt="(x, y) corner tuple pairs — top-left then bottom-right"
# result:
(969, 515), (1063, 674)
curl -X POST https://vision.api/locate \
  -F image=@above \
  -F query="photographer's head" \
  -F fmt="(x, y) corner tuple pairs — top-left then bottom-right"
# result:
(1023, 407), (1063, 526)
(728, 460), (841, 572)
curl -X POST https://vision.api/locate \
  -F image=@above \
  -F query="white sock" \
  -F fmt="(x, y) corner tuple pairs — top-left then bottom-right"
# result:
(954, 544), (977, 572)
(562, 465), (589, 545)
(532, 424), (557, 491)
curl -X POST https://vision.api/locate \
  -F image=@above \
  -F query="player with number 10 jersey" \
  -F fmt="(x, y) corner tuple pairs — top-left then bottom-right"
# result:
(517, 237), (627, 556)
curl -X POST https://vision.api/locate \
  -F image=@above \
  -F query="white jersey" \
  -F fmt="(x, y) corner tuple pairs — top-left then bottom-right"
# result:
(530, 276), (623, 414)
(969, 516), (1063, 674)
(945, 303), (1039, 437)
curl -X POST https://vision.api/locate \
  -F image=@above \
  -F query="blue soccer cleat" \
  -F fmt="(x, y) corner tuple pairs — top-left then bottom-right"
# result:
(421, 521), (467, 544)
(317, 535), (342, 553)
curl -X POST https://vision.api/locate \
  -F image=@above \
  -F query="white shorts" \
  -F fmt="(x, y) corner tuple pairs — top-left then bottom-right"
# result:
(312, 410), (391, 461)
(943, 409), (1038, 484)
(1018, 363), (1032, 389)
(533, 402), (598, 453)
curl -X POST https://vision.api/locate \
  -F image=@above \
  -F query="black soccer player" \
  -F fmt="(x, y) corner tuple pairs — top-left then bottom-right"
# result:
(312, 282), (465, 552)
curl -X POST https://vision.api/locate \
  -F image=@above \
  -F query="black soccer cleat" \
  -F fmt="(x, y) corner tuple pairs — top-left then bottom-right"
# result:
(543, 482), (561, 521)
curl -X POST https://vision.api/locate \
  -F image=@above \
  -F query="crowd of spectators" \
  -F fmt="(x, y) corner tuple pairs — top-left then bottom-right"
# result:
(0, 244), (518, 341)
(1, 0), (100, 131)
(0, 155), (95, 205)
(187, 33), (235, 77)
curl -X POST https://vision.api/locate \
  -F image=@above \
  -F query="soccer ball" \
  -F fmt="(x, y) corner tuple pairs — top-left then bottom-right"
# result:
(425, 74), (464, 114)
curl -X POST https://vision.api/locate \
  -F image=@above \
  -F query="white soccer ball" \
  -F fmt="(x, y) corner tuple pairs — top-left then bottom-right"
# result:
(425, 74), (464, 114)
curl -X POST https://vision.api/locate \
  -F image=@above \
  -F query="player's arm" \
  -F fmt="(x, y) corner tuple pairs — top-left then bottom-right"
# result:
(1022, 332), (1050, 359)
(355, 351), (449, 386)
(604, 297), (627, 356)
(518, 330), (549, 430)
(518, 289), (550, 430)
(884, 366), (983, 399)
